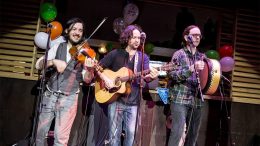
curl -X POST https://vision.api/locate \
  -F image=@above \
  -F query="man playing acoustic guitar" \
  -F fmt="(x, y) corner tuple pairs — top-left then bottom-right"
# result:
(97, 25), (158, 146)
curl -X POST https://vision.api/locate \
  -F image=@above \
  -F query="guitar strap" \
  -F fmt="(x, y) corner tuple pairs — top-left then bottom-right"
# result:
(134, 51), (139, 74)
(134, 51), (145, 87)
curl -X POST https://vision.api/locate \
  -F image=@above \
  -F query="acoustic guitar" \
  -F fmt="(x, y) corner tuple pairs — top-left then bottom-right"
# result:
(95, 62), (178, 104)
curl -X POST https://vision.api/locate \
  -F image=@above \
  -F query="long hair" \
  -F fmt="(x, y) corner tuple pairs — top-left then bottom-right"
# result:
(63, 17), (86, 43)
(119, 24), (145, 49)
(182, 25), (199, 46)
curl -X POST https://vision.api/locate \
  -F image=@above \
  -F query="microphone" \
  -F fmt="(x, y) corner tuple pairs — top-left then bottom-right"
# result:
(47, 23), (53, 28)
(187, 35), (193, 45)
(140, 32), (146, 41)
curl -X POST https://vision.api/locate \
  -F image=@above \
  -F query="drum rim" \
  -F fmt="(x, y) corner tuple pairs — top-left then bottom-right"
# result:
(202, 58), (221, 95)
(202, 58), (213, 94)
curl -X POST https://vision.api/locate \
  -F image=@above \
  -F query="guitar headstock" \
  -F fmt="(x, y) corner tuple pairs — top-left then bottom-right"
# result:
(160, 59), (179, 72)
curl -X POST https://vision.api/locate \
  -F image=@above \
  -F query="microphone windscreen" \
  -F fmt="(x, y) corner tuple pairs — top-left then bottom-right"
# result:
(141, 32), (146, 39)
(187, 35), (193, 43)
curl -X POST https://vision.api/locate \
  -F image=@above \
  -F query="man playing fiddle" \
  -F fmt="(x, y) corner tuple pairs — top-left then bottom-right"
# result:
(35, 17), (95, 146)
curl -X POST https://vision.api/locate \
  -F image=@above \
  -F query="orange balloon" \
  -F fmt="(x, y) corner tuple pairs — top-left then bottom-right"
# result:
(47, 21), (63, 40)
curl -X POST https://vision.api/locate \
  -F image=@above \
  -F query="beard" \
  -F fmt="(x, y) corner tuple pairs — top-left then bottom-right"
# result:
(130, 43), (140, 50)
(69, 36), (83, 46)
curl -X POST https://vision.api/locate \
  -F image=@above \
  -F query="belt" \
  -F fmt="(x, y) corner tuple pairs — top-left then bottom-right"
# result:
(46, 85), (67, 96)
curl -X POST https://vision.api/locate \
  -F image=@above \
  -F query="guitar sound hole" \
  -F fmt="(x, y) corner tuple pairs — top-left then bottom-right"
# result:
(115, 77), (121, 87)
(107, 78), (121, 93)
(109, 85), (120, 93)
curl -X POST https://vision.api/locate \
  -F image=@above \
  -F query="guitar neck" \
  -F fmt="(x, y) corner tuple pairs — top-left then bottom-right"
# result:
(95, 61), (177, 83)
(121, 63), (176, 81)
(136, 63), (176, 77)
(134, 69), (150, 78)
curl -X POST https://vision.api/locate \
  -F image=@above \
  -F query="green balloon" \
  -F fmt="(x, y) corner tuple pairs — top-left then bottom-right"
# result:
(144, 43), (154, 54)
(206, 50), (220, 60)
(40, 2), (57, 22)
(106, 42), (113, 51)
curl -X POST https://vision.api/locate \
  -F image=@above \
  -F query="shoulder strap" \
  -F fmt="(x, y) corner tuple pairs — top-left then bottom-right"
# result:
(134, 51), (139, 74)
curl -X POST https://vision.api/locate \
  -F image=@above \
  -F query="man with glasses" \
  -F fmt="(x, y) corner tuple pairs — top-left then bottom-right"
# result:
(167, 25), (205, 146)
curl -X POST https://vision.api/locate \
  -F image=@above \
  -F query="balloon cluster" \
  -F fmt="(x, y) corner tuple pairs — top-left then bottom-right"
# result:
(34, 2), (64, 50)
(113, 3), (139, 35)
(205, 45), (235, 72)
(112, 3), (154, 55)
(218, 45), (235, 72)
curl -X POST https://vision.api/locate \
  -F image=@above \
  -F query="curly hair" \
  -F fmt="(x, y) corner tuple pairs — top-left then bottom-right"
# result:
(119, 24), (145, 49)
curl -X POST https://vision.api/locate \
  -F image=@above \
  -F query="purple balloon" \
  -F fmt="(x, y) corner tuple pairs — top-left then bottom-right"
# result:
(220, 57), (235, 72)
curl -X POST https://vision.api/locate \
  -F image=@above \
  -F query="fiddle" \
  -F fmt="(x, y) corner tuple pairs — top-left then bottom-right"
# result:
(69, 42), (96, 64)
(69, 17), (108, 64)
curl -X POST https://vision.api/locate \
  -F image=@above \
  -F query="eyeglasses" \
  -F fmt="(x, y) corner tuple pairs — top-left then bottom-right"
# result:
(189, 34), (202, 39)
(131, 36), (141, 40)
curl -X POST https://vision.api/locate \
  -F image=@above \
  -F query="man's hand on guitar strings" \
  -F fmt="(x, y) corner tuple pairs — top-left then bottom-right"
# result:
(98, 73), (115, 90)
(104, 78), (115, 90)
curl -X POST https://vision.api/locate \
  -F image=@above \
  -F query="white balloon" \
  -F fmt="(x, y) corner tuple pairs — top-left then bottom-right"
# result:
(123, 3), (139, 25)
(51, 36), (66, 48)
(113, 17), (127, 34)
(34, 32), (49, 49)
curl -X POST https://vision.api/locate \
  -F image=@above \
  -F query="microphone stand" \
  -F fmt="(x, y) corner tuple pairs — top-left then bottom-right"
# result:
(217, 75), (234, 146)
(134, 37), (145, 146)
(30, 23), (52, 146)
(189, 41), (204, 102)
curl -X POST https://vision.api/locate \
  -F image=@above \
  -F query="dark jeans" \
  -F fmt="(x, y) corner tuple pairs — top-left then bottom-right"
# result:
(168, 103), (203, 146)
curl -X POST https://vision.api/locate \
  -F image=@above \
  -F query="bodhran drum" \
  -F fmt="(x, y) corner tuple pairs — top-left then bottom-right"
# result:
(199, 58), (221, 95)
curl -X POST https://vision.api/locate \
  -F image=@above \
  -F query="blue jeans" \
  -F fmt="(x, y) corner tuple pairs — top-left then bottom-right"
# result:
(168, 103), (203, 146)
(108, 101), (137, 146)
(36, 90), (78, 146)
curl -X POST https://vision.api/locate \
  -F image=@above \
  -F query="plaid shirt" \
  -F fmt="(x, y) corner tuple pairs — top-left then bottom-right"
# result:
(168, 47), (205, 107)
